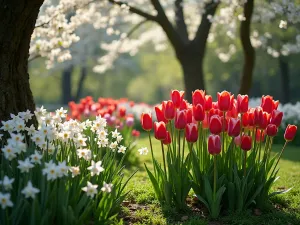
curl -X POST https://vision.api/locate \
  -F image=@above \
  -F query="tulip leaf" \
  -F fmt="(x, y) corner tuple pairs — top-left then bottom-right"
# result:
(269, 187), (293, 197)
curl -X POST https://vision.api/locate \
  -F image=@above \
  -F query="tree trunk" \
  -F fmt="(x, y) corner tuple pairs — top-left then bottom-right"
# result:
(75, 65), (88, 102)
(239, 0), (255, 95)
(279, 56), (290, 103)
(177, 50), (205, 102)
(61, 64), (74, 104)
(0, 0), (44, 123)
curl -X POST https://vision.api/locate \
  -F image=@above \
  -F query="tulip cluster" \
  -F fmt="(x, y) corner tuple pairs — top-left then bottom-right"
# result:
(69, 96), (140, 164)
(141, 90), (297, 218)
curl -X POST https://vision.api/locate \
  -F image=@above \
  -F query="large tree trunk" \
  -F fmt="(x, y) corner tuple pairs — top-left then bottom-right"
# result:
(0, 0), (44, 123)
(279, 56), (290, 103)
(239, 0), (255, 95)
(61, 64), (74, 104)
(177, 49), (205, 102)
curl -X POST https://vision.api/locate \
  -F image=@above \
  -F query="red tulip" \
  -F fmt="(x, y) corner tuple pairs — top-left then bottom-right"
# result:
(186, 108), (193, 124)
(270, 110), (283, 127)
(193, 104), (205, 122)
(255, 130), (265, 143)
(228, 118), (241, 137)
(254, 107), (263, 127)
(204, 95), (212, 111)
(217, 91), (234, 111)
(132, 129), (140, 137)
(247, 109), (255, 127)
(202, 114), (209, 129)
(185, 123), (198, 143)
(266, 124), (278, 137)
(175, 110), (187, 130)
(155, 105), (167, 123)
(237, 94), (249, 114)
(242, 112), (249, 127)
(119, 106), (126, 118)
(171, 90), (184, 108)
(154, 122), (167, 140)
(163, 131), (172, 145)
(284, 125), (297, 141)
(261, 95), (279, 114)
(180, 100), (188, 110)
(226, 99), (238, 118)
(208, 135), (221, 155)
(209, 115), (222, 135)
(259, 112), (271, 130)
(163, 100), (176, 120)
(192, 90), (205, 106)
(140, 112), (153, 131)
(221, 116), (229, 132)
(241, 135), (252, 151)
(212, 101), (219, 109)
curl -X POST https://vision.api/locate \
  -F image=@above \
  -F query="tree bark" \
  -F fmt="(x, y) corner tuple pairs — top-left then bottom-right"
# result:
(279, 56), (290, 103)
(61, 64), (74, 104)
(0, 0), (44, 123)
(239, 0), (255, 95)
(75, 65), (88, 102)
(177, 49), (205, 102)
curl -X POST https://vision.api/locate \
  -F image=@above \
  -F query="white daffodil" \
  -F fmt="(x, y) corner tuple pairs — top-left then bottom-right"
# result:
(101, 182), (113, 193)
(117, 145), (126, 154)
(87, 160), (104, 176)
(17, 158), (34, 173)
(25, 124), (36, 136)
(109, 141), (118, 151)
(0, 192), (13, 209)
(21, 181), (40, 199)
(0, 176), (14, 191)
(30, 150), (43, 164)
(77, 148), (92, 161)
(116, 135), (123, 143)
(57, 161), (69, 177)
(82, 182), (98, 198)
(138, 147), (149, 155)
(111, 129), (119, 138)
(55, 107), (67, 118)
(69, 166), (80, 177)
(2, 144), (16, 160)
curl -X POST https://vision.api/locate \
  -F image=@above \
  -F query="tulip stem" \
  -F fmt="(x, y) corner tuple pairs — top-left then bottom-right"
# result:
(271, 141), (288, 177)
(161, 141), (167, 178)
(222, 112), (226, 156)
(258, 130), (263, 162)
(182, 134), (186, 168)
(148, 131), (156, 176)
(243, 151), (247, 177)
(213, 155), (217, 201)
(178, 129), (181, 163)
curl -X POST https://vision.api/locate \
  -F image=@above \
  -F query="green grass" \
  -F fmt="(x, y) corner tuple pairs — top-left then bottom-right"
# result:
(121, 135), (300, 225)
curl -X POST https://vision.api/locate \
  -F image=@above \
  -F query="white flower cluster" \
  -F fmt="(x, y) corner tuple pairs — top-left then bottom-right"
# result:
(0, 106), (129, 209)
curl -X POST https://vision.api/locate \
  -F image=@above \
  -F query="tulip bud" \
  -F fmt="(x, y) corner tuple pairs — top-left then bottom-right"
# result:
(254, 107), (263, 127)
(226, 99), (238, 118)
(259, 112), (270, 130)
(155, 105), (167, 123)
(266, 124), (278, 137)
(163, 100), (176, 120)
(270, 110), (283, 127)
(242, 112), (249, 127)
(217, 91), (234, 111)
(175, 110), (187, 130)
(192, 90), (205, 106)
(247, 110), (255, 127)
(180, 100), (188, 110)
(185, 123), (198, 143)
(119, 106), (126, 118)
(284, 124), (297, 141)
(141, 113), (152, 131)
(154, 122), (167, 140)
(237, 94), (249, 114)
(193, 104), (205, 122)
(209, 115), (222, 135)
(204, 95), (212, 111)
(171, 90), (184, 108)
(186, 108), (193, 124)
(261, 95), (279, 114)
(228, 118), (241, 137)
(163, 131), (172, 145)
(241, 135), (252, 151)
(208, 134), (221, 155)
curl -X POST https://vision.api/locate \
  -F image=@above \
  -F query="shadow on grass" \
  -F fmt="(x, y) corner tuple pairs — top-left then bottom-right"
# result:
(272, 144), (300, 162)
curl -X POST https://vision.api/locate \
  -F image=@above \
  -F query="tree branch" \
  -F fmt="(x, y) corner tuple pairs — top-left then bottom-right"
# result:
(192, 2), (219, 53)
(150, 0), (184, 50)
(108, 0), (158, 22)
(174, 0), (189, 43)
(239, 0), (255, 94)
